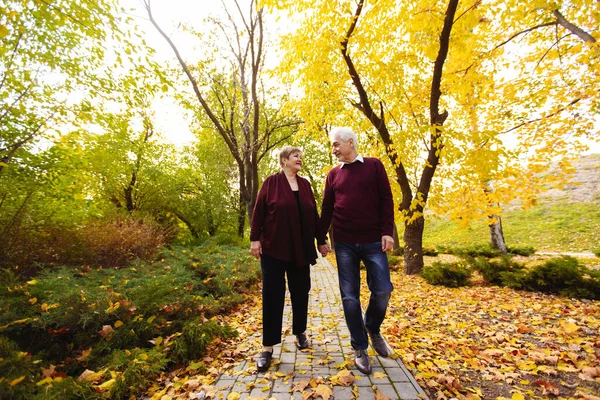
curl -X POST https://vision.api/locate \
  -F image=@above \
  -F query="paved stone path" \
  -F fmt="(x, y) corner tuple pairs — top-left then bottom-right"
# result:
(209, 257), (428, 400)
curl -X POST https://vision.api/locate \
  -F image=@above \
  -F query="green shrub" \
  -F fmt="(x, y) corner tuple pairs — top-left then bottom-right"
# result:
(0, 336), (37, 399)
(421, 261), (472, 287)
(387, 255), (402, 268)
(593, 248), (600, 257)
(391, 247), (404, 256)
(467, 255), (526, 285)
(102, 347), (167, 399)
(439, 243), (502, 258)
(34, 377), (95, 400)
(507, 245), (536, 257)
(0, 243), (260, 399)
(169, 318), (237, 364)
(423, 246), (439, 256)
(522, 256), (600, 299)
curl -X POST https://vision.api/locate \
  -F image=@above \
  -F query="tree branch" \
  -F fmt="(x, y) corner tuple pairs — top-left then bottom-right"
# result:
(143, 0), (243, 166)
(501, 98), (581, 134)
(340, 0), (413, 209)
(553, 9), (596, 43)
(493, 22), (558, 51)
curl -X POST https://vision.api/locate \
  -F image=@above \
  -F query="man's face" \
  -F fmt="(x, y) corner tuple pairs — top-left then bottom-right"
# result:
(331, 134), (354, 163)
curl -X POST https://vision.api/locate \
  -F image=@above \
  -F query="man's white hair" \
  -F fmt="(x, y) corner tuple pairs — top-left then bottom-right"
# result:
(329, 127), (358, 149)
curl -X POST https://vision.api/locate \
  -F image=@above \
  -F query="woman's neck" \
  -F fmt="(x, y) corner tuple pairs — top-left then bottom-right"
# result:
(283, 169), (297, 179)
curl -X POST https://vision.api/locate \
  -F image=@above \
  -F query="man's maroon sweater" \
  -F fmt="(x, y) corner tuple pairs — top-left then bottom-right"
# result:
(318, 157), (394, 244)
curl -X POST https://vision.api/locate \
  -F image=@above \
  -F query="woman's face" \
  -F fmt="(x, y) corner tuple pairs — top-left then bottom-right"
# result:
(284, 151), (303, 172)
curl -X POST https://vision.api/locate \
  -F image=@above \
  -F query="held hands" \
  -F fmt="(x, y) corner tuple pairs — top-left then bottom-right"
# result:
(250, 240), (262, 259)
(381, 235), (394, 253)
(318, 241), (331, 257)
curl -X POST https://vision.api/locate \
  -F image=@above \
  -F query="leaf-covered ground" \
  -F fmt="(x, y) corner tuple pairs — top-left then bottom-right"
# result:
(383, 265), (600, 400)
(146, 256), (600, 400)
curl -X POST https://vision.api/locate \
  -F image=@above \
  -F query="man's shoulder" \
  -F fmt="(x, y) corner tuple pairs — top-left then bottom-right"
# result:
(327, 164), (342, 175)
(363, 157), (383, 165)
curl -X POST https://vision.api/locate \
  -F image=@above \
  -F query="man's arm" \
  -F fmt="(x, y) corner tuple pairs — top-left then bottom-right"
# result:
(376, 159), (394, 238)
(317, 172), (335, 246)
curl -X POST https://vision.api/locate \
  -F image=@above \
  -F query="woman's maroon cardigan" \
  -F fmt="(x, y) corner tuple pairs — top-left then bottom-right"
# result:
(250, 172), (319, 267)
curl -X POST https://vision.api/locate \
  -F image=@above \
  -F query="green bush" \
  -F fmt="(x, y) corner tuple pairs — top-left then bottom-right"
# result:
(507, 245), (536, 257)
(169, 318), (237, 364)
(0, 336), (37, 399)
(0, 243), (260, 399)
(439, 243), (502, 258)
(421, 261), (472, 287)
(522, 256), (600, 299)
(387, 255), (402, 268)
(593, 248), (600, 257)
(106, 348), (168, 399)
(423, 246), (439, 256)
(467, 255), (526, 285)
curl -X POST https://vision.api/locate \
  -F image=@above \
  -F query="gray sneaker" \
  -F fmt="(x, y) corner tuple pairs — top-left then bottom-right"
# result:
(354, 349), (372, 374)
(368, 331), (391, 357)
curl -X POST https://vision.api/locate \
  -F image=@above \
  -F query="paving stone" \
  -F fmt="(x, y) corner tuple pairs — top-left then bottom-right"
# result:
(396, 381), (429, 399)
(374, 383), (399, 399)
(333, 385), (354, 398)
(272, 379), (292, 393)
(386, 366), (412, 382)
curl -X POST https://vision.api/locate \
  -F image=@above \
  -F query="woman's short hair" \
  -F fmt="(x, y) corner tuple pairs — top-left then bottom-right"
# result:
(279, 145), (302, 167)
(330, 127), (358, 149)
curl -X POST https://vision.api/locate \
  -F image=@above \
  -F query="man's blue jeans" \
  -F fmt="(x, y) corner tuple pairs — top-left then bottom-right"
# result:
(334, 241), (393, 350)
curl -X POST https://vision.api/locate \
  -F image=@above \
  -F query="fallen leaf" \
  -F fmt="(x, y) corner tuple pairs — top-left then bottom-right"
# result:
(314, 384), (333, 399)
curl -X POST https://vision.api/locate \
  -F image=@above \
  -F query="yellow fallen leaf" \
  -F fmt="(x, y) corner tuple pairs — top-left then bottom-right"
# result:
(114, 320), (124, 328)
(511, 393), (525, 400)
(9, 376), (25, 386)
(96, 378), (116, 391)
(560, 321), (580, 334)
(36, 377), (53, 386)
(373, 371), (388, 379)
(227, 392), (241, 400)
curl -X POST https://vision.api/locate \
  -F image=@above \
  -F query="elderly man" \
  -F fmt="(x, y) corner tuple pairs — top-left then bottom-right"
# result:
(317, 127), (395, 375)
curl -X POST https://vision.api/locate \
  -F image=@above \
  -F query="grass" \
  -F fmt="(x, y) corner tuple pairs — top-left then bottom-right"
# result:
(422, 200), (600, 252)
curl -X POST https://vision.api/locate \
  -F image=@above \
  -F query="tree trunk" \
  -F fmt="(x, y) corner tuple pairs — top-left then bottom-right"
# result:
(403, 217), (425, 275)
(392, 222), (400, 250)
(238, 192), (246, 238)
(489, 216), (508, 253)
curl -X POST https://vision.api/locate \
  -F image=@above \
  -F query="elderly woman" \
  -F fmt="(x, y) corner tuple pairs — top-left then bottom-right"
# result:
(249, 145), (320, 372)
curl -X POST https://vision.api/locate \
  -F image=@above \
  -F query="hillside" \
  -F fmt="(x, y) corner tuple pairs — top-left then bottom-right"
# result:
(540, 153), (600, 203)
(423, 154), (600, 253)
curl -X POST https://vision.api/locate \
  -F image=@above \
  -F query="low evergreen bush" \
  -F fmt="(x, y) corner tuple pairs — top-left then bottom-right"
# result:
(0, 242), (260, 399)
(521, 256), (600, 300)
(423, 246), (439, 256)
(421, 261), (472, 287)
(507, 245), (536, 256)
(467, 255), (526, 285)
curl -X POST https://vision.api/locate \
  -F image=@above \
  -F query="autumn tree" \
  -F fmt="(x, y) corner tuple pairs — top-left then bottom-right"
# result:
(427, 0), (599, 253)
(261, 0), (599, 274)
(144, 0), (300, 237)
(0, 0), (149, 174)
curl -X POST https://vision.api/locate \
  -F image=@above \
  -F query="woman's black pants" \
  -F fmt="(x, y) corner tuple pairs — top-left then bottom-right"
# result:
(261, 254), (311, 346)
